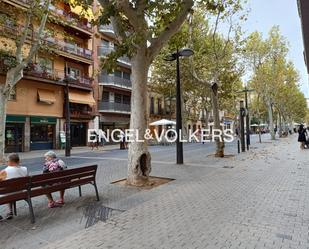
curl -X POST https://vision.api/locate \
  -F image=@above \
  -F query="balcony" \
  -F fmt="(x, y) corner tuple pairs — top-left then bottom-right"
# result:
(0, 22), (93, 64)
(98, 24), (115, 37)
(97, 46), (131, 67)
(98, 74), (132, 90)
(49, 5), (92, 35)
(70, 104), (94, 119)
(44, 37), (93, 64)
(23, 63), (93, 89)
(98, 101), (131, 113)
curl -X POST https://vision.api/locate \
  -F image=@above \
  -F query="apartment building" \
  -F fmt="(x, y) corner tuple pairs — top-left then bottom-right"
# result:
(0, 0), (97, 152)
(96, 22), (132, 132)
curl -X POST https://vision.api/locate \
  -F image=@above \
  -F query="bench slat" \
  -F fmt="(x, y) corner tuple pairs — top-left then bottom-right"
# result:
(30, 176), (96, 197)
(30, 171), (96, 188)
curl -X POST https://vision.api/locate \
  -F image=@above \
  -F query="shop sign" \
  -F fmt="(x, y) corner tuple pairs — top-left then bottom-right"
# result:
(6, 115), (26, 123)
(31, 117), (57, 124)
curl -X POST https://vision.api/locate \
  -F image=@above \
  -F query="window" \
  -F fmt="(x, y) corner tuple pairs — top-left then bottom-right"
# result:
(123, 95), (131, 105)
(102, 91), (109, 101)
(67, 67), (81, 79)
(114, 70), (122, 78)
(8, 85), (16, 101)
(30, 124), (54, 142)
(38, 57), (53, 74)
(150, 97), (154, 114)
(101, 39), (109, 47)
(158, 98), (162, 114)
(114, 93), (122, 103)
(123, 72), (131, 80)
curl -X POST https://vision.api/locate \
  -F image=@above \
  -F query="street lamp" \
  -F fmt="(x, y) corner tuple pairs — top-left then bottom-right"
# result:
(237, 87), (255, 151)
(164, 48), (194, 164)
(63, 72), (76, 157)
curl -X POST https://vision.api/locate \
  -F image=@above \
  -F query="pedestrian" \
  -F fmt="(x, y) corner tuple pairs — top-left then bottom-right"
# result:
(98, 129), (106, 147)
(298, 124), (307, 150)
(43, 151), (67, 208)
(90, 130), (99, 150)
(0, 153), (28, 220)
(119, 129), (127, 149)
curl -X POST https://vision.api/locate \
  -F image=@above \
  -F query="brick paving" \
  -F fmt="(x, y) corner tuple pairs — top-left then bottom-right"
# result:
(35, 135), (309, 249)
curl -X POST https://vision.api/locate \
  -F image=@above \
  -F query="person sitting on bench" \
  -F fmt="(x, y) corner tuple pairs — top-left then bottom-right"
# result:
(43, 151), (67, 208)
(0, 153), (28, 220)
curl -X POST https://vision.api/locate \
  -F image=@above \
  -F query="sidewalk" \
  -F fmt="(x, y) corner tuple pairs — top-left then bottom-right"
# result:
(8, 144), (120, 160)
(1, 135), (302, 249)
(39, 135), (309, 249)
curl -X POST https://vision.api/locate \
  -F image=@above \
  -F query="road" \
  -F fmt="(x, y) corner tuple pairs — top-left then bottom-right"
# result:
(18, 135), (259, 173)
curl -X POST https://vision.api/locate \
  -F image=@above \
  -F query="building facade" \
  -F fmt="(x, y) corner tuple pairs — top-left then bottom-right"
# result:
(0, 0), (97, 152)
(95, 21), (132, 134)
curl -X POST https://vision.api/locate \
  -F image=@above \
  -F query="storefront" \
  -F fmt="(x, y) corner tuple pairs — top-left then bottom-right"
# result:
(30, 116), (57, 150)
(5, 115), (25, 153)
(71, 122), (87, 147)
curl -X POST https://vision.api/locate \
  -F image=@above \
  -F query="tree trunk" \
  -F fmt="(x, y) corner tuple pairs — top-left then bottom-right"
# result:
(0, 85), (8, 163)
(126, 50), (151, 186)
(278, 112), (282, 137)
(205, 108), (209, 128)
(211, 84), (224, 157)
(267, 99), (275, 140)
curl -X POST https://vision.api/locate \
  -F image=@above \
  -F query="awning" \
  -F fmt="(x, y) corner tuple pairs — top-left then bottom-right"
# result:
(69, 90), (96, 106)
(38, 89), (56, 104)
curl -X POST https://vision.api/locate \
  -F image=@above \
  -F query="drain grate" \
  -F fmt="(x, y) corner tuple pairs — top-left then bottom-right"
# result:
(81, 203), (124, 228)
(223, 166), (234, 169)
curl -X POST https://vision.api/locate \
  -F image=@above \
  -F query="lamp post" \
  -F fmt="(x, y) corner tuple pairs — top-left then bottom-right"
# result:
(164, 48), (194, 164)
(237, 87), (254, 151)
(63, 71), (75, 157)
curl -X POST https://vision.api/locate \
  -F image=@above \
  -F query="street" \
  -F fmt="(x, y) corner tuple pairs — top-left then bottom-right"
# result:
(19, 136), (257, 174)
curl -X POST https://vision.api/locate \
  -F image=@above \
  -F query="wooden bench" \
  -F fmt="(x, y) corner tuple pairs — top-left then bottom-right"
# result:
(0, 165), (99, 223)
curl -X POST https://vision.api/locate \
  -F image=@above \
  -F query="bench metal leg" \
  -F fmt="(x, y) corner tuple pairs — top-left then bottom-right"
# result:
(13, 202), (17, 216)
(93, 182), (100, 201)
(78, 185), (82, 197)
(26, 198), (35, 224)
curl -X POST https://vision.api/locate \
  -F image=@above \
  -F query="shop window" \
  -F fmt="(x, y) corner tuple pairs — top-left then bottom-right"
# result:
(31, 124), (54, 142)
(8, 86), (16, 101)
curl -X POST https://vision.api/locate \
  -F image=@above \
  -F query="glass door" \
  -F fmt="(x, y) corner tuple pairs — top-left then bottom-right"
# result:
(5, 124), (23, 153)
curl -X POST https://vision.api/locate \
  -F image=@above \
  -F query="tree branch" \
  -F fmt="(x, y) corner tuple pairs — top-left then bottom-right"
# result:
(23, 0), (50, 66)
(15, 0), (36, 63)
(147, 0), (194, 62)
(115, 0), (140, 29)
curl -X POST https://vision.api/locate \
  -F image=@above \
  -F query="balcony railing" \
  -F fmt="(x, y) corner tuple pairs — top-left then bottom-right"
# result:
(98, 24), (114, 34)
(97, 46), (131, 65)
(23, 63), (93, 86)
(98, 101), (131, 113)
(70, 108), (94, 118)
(49, 5), (92, 33)
(0, 22), (93, 61)
(44, 37), (92, 60)
(98, 74), (131, 89)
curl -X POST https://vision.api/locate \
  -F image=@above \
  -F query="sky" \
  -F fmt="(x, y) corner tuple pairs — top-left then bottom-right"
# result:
(242, 0), (308, 97)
